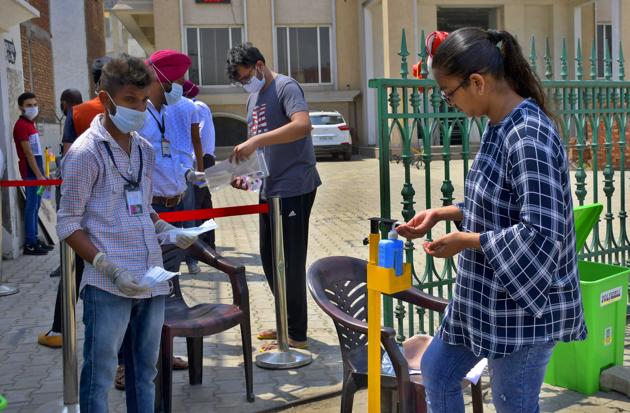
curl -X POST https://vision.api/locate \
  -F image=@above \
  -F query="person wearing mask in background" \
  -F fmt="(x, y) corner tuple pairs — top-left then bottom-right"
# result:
(39, 57), (112, 346)
(139, 50), (204, 375)
(183, 80), (216, 250)
(226, 43), (320, 351)
(146, 50), (205, 274)
(48, 89), (83, 280)
(59, 89), (83, 125)
(13, 92), (53, 256)
(62, 56), (112, 155)
(57, 54), (198, 412)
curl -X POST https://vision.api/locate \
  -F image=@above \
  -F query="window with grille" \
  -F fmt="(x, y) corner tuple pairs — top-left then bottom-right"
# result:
(186, 27), (243, 86)
(276, 26), (332, 84)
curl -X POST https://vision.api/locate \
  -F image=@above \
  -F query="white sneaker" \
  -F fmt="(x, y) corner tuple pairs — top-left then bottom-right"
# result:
(188, 263), (201, 274)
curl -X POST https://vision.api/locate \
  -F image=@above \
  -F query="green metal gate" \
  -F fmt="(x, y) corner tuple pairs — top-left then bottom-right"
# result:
(369, 30), (630, 340)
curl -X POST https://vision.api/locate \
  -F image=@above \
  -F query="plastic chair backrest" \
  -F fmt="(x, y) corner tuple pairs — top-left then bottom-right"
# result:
(573, 203), (603, 251)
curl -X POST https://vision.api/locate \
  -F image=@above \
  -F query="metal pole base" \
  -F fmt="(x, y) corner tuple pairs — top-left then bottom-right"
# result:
(255, 348), (313, 370)
(35, 399), (79, 413)
(0, 284), (18, 297)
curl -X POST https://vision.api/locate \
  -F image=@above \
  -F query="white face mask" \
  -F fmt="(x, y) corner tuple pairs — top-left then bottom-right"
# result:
(243, 71), (265, 94)
(24, 106), (39, 120)
(105, 92), (146, 134)
(164, 82), (183, 105)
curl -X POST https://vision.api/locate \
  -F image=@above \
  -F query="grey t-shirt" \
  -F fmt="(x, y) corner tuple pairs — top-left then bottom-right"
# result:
(246, 74), (321, 198)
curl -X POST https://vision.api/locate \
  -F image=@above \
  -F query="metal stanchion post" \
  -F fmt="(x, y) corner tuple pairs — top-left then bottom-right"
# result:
(0, 187), (19, 297)
(255, 197), (312, 369)
(61, 241), (78, 406)
(37, 240), (79, 413)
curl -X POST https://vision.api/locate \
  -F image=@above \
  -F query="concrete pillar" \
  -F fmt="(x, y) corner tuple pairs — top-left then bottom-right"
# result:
(382, 0), (415, 78)
(619, 0), (630, 79)
(553, 3), (573, 79)
(153, 0), (181, 51)
(418, 3), (437, 36)
(503, 4), (526, 45)
(246, 0), (274, 68)
(0, 26), (27, 258)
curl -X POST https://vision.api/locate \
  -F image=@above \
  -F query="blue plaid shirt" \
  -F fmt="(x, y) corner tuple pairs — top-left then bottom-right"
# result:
(438, 98), (587, 359)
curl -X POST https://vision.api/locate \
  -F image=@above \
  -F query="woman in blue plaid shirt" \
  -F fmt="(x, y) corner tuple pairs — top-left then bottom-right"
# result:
(397, 28), (586, 413)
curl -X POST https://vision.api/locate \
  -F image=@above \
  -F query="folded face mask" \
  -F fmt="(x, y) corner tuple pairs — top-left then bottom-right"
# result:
(156, 219), (218, 246)
(139, 266), (180, 289)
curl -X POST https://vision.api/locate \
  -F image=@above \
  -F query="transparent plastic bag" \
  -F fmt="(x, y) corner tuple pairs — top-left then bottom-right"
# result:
(204, 151), (269, 193)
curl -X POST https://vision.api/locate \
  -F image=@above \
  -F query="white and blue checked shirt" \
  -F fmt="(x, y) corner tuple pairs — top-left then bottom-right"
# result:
(167, 97), (199, 170)
(57, 115), (169, 298)
(438, 98), (587, 359)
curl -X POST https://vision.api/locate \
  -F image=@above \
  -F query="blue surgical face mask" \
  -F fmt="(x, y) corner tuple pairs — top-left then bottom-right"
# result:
(243, 70), (265, 94)
(105, 92), (146, 134)
(23, 106), (39, 120)
(164, 82), (183, 105)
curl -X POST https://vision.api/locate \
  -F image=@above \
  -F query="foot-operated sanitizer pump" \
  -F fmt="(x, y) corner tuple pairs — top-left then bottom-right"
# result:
(365, 218), (411, 412)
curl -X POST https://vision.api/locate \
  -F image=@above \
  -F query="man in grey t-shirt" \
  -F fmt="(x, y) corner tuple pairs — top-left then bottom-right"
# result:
(228, 43), (321, 350)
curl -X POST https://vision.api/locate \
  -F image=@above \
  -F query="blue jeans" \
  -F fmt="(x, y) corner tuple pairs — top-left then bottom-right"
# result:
(421, 336), (555, 413)
(24, 156), (44, 246)
(80, 285), (165, 413)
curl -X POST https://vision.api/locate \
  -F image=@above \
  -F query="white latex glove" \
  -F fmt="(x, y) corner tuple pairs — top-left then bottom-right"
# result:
(185, 170), (206, 186)
(92, 253), (149, 297)
(154, 219), (197, 249)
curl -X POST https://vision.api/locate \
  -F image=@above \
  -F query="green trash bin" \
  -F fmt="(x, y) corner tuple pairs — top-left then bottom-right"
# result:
(0, 394), (7, 411)
(544, 203), (630, 395)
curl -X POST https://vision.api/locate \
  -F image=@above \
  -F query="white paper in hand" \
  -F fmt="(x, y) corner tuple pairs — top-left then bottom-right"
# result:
(140, 266), (180, 288)
(464, 358), (488, 385)
(157, 219), (218, 245)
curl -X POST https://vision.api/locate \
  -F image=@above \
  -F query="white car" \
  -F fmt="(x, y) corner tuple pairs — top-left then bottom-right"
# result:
(309, 111), (352, 161)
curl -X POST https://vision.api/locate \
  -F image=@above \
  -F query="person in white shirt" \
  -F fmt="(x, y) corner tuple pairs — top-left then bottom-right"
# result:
(183, 80), (216, 250)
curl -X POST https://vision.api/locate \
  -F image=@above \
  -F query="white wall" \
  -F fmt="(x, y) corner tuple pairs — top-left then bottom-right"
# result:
(50, 0), (90, 118)
(0, 25), (27, 258)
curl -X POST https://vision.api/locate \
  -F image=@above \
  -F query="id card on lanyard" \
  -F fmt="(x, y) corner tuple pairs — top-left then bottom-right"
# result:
(103, 141), (144, 216)
(148, 107), (171, 158)
(125, 184), (143, 216)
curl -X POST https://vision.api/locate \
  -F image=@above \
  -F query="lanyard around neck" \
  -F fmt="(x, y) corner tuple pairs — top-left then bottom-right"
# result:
(102, 141), (143, 186)
(147, 106), (165, 137)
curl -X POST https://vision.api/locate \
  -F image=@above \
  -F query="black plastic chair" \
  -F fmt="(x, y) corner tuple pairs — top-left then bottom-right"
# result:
(307, 256), (483, 413)
(155, 241), (254, 412)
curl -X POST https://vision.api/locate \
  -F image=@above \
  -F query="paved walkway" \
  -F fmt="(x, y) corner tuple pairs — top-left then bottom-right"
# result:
(0, 157), (629, 412)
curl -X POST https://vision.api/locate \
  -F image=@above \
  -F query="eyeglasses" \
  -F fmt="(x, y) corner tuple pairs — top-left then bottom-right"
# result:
(232, 67), (257, 86)
(440, 77), (468, 106)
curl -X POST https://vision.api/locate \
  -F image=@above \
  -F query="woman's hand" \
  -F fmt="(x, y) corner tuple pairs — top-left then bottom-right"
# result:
(396, 209), (442, 239)
(422, 232), (480, 258)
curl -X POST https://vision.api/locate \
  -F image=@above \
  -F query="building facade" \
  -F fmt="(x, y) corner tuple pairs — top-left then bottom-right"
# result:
(1, 0), (105, 258)
(112, 0), (630, 156)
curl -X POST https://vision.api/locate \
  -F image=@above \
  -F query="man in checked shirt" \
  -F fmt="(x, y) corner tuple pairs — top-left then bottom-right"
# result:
(57, 54), (198, 412)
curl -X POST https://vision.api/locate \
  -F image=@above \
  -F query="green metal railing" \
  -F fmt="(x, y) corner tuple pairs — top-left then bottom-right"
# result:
(369, 30), (630, 339)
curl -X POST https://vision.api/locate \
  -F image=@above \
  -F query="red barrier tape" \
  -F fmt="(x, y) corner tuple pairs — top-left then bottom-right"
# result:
(0, 179), (269, 222)
(158, 204), (269, 223)
(0, 179), (62, 187)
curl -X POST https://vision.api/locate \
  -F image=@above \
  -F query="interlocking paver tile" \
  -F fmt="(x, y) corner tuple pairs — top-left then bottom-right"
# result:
(0, 158), (628, 412)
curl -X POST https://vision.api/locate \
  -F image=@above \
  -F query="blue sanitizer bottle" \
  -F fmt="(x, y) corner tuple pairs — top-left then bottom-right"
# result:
(378, 229), (404, 276)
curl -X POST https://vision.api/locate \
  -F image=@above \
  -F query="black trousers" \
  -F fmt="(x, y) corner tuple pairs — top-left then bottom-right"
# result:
(259, 190), (316, 342)
(196, 154), (215, 249)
